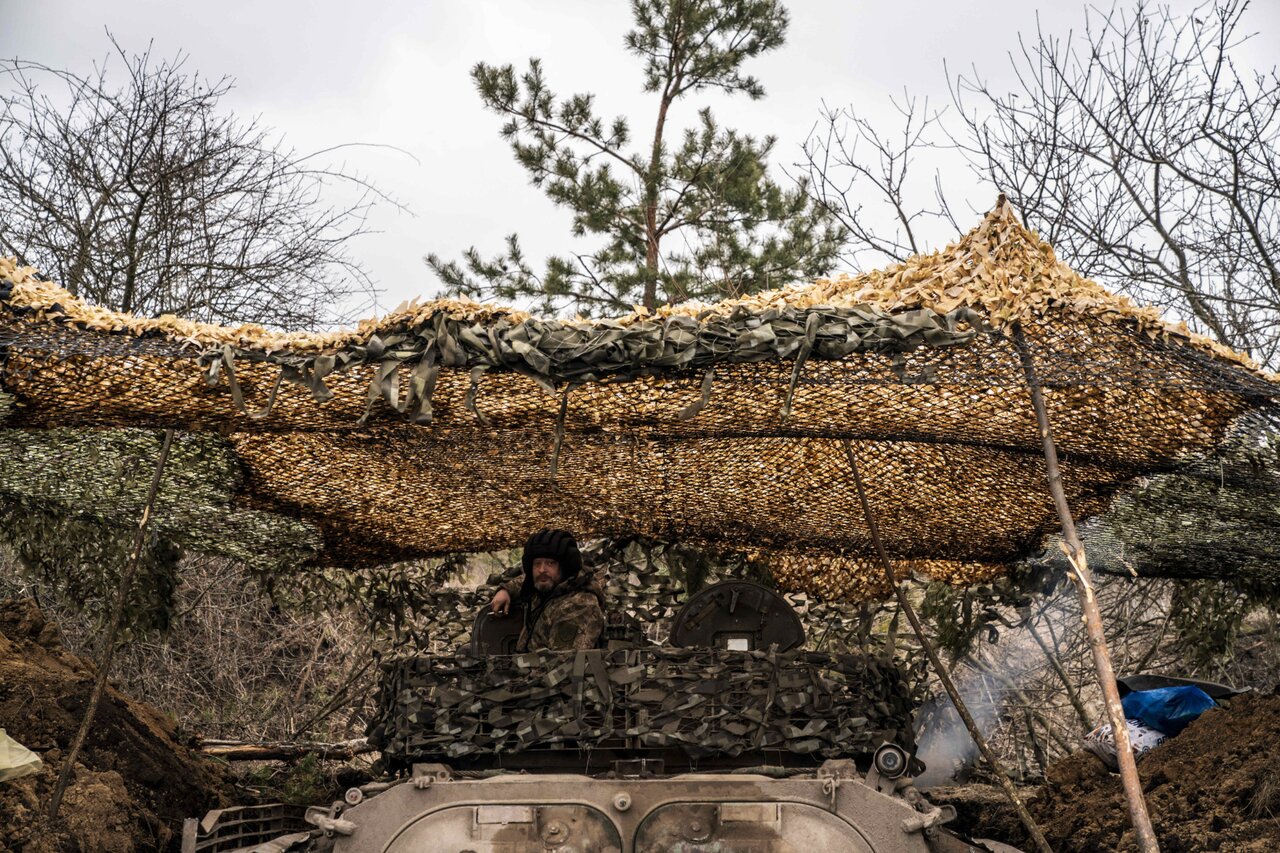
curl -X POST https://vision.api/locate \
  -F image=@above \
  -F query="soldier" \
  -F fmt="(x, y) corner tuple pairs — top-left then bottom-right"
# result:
(489, 528), (605, 651)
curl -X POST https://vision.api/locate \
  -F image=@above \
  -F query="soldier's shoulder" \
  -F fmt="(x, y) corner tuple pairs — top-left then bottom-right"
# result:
(557, 588), (604, 612)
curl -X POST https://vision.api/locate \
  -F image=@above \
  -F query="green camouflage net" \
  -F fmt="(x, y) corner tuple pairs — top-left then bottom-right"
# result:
(0, 428), (321, 571)
(368, 647), (917, 766)
(1068, 416), (1280, 588)
(411, 542), (875, 652)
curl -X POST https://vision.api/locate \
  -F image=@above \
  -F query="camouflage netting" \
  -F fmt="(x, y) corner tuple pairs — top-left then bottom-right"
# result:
(1071, 414), (1280, 587)
(418, 542), (876, 652)
(0, 428), (321, 571)
(368, 647), (917, 765)
(1, 200), (1277, 600)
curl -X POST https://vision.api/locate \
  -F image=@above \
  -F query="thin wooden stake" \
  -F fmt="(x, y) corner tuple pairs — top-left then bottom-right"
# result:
(841, 441), (1053, 853)
(1012, 324), (1160, 853)
(48, 428), (175, 821)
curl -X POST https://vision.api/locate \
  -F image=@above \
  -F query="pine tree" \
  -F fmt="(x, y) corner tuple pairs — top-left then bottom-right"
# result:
(427, 0), (844, 315)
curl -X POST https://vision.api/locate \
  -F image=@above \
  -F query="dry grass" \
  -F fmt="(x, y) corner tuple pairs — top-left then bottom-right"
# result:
(0, 551), (381, 744)
(1251, 766), (1280, 820)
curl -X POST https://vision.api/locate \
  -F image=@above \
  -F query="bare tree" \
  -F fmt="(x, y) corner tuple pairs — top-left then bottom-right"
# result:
(801, 95), (959, 268)
(957, 0), (1280, 366)
(798, 0), (1280, 794)
(0, 38), (397, 329)
(801, 0), (1280, 370)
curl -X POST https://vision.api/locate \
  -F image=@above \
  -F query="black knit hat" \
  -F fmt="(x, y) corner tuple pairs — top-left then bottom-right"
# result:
(520, 528), (582, 594)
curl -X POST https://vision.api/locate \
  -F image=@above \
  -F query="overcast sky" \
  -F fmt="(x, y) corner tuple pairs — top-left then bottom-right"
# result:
(2, 0), (1277, 318)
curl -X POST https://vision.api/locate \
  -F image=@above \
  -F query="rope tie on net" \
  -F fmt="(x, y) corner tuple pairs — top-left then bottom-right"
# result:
(204, 345), (289, 421)
(550, 386), (571, 481)
(464, 365), (490, 425)
(677, 368), (715, 421)
(782, 311), (820, 421)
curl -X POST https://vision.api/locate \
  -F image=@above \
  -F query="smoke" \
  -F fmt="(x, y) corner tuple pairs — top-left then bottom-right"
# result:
(913, 579), (1082, 787)
(913, 670), (1003, 787)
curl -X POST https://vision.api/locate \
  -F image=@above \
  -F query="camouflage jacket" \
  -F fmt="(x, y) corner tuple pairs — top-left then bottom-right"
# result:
(501, 571), (606, 652)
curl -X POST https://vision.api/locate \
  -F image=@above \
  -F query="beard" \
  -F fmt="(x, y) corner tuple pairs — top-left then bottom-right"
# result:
(533, 576), (556, 592)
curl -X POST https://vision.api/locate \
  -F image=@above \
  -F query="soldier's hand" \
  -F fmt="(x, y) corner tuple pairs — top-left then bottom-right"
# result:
(490, 588), (512, 616)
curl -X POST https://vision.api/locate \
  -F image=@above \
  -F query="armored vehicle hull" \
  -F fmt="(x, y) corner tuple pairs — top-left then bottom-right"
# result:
(302, 761), (986, 853)
(186, 583), (1014, 852)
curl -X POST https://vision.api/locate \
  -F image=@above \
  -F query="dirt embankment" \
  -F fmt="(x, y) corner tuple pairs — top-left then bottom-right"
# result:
(932, 691), (1280, 852)
(0, 599), (232, 852)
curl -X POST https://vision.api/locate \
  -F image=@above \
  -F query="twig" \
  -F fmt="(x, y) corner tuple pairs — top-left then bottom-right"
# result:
(1028, 621), (1094, 731)
(48, 428), (174, 820)
(198, 737), (372, 762)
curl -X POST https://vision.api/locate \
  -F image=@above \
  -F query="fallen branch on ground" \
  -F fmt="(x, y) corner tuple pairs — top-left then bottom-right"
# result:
(198, 737), (373, 761)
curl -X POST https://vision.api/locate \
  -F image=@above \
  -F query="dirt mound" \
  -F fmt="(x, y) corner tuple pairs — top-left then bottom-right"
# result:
(931, 692), (1280, 852)
(0, 599), (232, 852)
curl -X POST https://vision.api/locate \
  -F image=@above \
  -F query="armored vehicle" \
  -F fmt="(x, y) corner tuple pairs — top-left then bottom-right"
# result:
(187, 581), (1017, 853)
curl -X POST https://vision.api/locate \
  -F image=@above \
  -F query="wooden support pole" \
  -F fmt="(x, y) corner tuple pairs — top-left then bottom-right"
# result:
(841, 441), (1053, 853)
(48, 428), (175, 821)
(1012, 324), (1160, 853)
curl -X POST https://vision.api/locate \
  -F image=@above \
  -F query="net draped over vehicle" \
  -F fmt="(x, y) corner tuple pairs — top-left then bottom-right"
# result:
(369, 647), (918, 766)
(1, 199), (1276, 600)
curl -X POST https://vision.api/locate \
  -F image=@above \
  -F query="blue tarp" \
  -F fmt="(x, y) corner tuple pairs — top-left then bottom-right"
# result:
(1121, 685), (1217, 735)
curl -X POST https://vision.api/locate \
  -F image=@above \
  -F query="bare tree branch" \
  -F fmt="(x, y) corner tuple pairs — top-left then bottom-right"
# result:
(0, 36), (405, 329)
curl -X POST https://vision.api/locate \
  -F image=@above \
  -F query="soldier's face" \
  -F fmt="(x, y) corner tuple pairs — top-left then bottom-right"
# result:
(532, 557), (562, 591)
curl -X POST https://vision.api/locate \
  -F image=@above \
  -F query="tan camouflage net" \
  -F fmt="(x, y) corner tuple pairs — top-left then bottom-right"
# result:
(1, 200), (1276, 601)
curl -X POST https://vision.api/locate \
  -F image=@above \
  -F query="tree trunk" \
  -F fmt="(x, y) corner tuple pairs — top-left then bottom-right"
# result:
(642, 32), (680, 312)
(1014, 325), (1160, 853)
